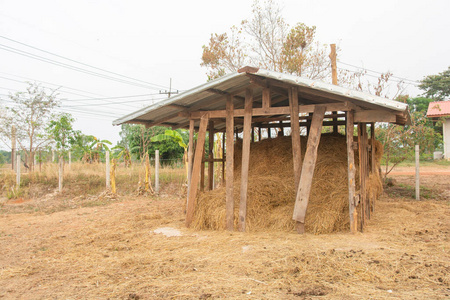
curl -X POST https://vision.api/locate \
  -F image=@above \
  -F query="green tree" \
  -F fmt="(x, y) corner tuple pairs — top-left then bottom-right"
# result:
(419, 66), (450, 100)
(46, 113), (78, 156)
(119, 124), (187, 162)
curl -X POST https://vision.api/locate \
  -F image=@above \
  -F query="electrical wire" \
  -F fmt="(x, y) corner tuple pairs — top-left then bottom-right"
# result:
(0, 35), (172, 90)
(0, 43), (161, 90)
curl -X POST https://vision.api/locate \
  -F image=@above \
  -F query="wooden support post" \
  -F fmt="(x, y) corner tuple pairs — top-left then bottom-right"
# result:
(106, 151), (110, 189)
(155, 150), (160, 194)
(346, 111), (357, 233)
(187, 119), (195, 207)
(200, 151), (205, 191)
(222, 132), (226, 186)
(292, 106), (326, 234)
(226, 95), (235, 231)
(289, 87), (302, 190)
(279, 121), (284, 136)
(268, 127), (272, 139)
(370, 123), (376, 174)
(186, 114), (209, 227)
(358, 123), (369, 229)
(251, 127), (255, 143)
(262, 87), (271, 109)
(258, 127), (262, 141)
(238, 88), (253, 232)
(208, 120), (214, 190)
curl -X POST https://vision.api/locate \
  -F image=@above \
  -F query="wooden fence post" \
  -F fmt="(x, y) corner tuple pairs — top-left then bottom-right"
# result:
(106, 151), (110, 189)
(155, 150), (160, 194)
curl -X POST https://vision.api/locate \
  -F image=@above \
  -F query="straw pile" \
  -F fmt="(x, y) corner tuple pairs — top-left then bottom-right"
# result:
(192, 133), (383, 234)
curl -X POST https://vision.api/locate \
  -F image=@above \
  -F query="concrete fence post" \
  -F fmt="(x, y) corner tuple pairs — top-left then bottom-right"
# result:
(16, 153), (20, 186)
(415, 145), (420, 200)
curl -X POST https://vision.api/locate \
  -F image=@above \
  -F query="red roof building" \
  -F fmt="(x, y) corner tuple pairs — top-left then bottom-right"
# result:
(427, 101), (450, 118)
(427, 101), (450, 159)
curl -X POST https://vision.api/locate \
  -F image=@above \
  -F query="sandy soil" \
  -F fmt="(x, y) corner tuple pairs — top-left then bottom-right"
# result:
(0, 169), (449, 299)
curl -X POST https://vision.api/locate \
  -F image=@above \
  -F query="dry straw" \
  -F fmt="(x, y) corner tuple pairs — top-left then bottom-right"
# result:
(192, 133), (383, 234)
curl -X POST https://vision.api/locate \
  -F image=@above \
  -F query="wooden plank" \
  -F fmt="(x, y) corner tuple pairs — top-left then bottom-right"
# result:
(189, 103), (353, 119)
(238, 88), (253, 232)
(346, 111), (357, 233)
(354, 110), (396, 123)
(289, 86), (302, 190)
(186, 119), (195, 210)
(208, 120), (214, 190)
(292, 105), (327, 233)
(226, 95), (234, 231)
(185, 114), (209, 227)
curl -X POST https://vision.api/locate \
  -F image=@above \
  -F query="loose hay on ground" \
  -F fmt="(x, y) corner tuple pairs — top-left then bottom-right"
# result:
(192, 134), (383, 234)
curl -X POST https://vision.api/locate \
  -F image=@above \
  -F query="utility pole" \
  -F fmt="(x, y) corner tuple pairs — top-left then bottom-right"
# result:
(329, 44), (338, 133)
(159, 78), (179, 98)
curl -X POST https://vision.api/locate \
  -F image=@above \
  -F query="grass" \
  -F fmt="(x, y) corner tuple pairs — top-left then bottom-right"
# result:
(397, 159), (450, 167)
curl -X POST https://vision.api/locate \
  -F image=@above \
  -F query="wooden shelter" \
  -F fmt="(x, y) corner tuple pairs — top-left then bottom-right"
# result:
(113, 66), (410, 233)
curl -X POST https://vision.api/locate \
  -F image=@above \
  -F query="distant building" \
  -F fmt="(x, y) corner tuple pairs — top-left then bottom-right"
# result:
(427, 101), (450, 159)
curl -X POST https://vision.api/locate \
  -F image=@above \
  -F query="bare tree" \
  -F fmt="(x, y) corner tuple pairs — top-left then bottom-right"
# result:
(201, 0), (332, 81)
(0, 83), (59, 171)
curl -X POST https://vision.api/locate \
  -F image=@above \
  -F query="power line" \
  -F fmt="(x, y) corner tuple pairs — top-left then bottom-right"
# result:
(0, 71), (104, 97)
(0, 43), (161, 90)
(0, 35), (172, 90)
(337, 61), (420, 85)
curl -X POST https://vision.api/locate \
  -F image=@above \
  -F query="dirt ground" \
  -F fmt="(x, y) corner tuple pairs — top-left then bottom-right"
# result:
(0, 166), (449, 299)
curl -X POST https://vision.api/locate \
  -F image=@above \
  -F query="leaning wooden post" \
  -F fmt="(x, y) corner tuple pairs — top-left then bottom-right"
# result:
(186, 114), (209, 227)
(155, 150), (160, 194)
(106, 151), (111, 189)
(289, 86), (302, 190)
(58, 155), (63, 192)
(226, 95), (235, 231)
(346, 111), (357, 233)
(16, 153), (20, 187)
(415, 145), (420, 200)
(292, 105), (326, 234)
(238, 88), (253, 232)
(187, 119), (195, 207)
(111, 158), (117, 194)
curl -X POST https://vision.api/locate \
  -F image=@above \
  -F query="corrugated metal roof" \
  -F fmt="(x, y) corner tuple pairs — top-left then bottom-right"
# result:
(113, 67), (409, 128)
(427, 101), (450, 117)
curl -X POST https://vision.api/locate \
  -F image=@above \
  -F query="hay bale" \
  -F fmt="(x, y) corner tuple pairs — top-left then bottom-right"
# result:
(192, 133), (383, 234)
